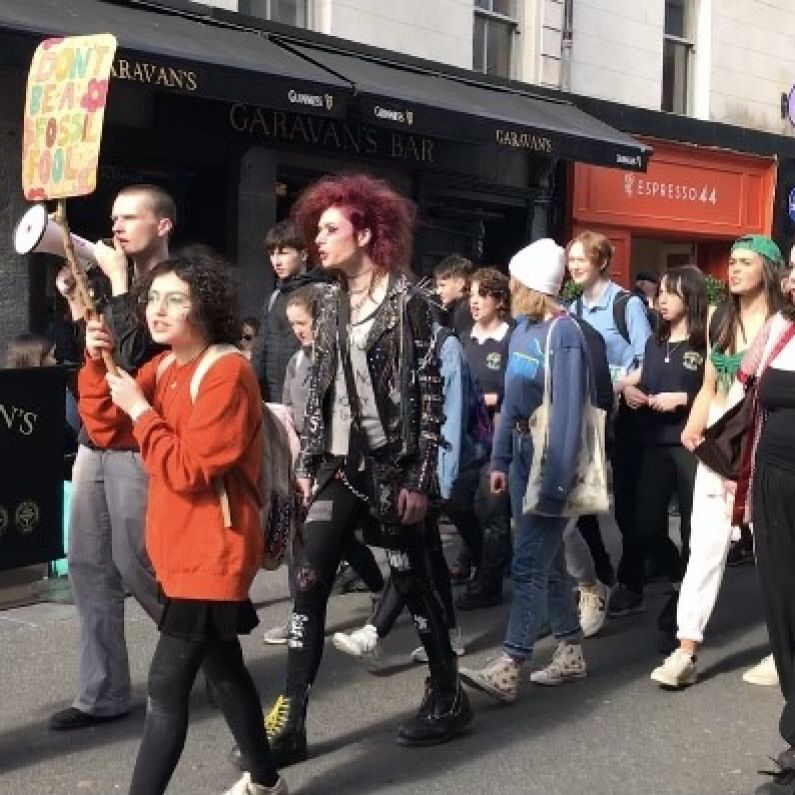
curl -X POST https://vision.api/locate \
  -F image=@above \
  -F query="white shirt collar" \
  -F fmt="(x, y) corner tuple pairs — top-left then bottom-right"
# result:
(470, 321), (510, 343)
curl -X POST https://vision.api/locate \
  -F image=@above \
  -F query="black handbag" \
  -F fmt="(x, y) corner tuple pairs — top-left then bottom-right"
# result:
(694, 320), (795, 484)
(693, 382), (754, 481)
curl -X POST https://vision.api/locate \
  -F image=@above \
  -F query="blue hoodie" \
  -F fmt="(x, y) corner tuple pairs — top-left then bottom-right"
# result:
(492, 314), (591, 516)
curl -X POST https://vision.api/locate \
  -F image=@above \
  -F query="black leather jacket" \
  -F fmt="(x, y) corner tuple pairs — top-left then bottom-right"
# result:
(296, 273), (442, 495)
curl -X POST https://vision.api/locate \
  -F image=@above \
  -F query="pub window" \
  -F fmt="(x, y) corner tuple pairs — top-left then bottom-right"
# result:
(662, 0), (694, 114)
(239, 0), (309, 27)
(473, 0), (518, 78)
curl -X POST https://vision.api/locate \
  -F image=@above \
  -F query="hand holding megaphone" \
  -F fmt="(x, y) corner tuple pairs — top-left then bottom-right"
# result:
(15, 202), (119, 376)
(93, 237), (129, 293)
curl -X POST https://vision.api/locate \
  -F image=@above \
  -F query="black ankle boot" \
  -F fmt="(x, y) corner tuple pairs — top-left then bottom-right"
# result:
(396, 677), (473, 747)
(265, 687), (309, 767)
(228, 688), (309, 770)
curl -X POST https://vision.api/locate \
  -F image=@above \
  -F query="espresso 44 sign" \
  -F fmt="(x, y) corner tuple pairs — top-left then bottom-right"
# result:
(624, 173), (718, 205)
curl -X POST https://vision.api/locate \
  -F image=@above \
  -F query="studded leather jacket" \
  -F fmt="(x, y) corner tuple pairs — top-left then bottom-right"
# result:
(296, 273), (442, 495)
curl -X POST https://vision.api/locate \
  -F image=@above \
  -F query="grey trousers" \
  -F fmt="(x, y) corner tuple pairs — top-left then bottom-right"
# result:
(68, 445), (161, 716)
(563, 518), (598, 585)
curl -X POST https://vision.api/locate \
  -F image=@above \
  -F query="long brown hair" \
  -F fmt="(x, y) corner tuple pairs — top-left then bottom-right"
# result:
(713, 254), (784, 353)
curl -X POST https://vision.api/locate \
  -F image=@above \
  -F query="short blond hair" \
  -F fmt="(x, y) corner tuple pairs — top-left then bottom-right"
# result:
(511, 283), (559, 321)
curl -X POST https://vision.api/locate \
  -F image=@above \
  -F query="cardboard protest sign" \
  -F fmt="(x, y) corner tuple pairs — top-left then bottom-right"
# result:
(22, 33), (117, 200)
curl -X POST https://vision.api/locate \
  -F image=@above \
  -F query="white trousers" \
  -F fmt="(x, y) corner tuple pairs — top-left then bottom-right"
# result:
(676, 462), (734, 643)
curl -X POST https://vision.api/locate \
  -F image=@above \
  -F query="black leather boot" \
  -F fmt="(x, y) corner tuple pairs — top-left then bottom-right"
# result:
(396, 676), (473, 747)
(229, 687), (309, 770)
(265, 687), (309, 767)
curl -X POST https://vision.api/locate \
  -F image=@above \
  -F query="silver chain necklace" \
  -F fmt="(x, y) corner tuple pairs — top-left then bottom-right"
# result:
(665, 341), (684, 363)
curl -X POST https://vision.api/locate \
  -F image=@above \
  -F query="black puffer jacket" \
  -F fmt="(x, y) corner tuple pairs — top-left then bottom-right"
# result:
(296, 274), (442, 495)
(253, 268), (329, 401)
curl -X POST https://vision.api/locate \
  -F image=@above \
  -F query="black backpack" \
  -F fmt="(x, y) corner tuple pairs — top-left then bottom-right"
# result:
(574, 290), (658, 344)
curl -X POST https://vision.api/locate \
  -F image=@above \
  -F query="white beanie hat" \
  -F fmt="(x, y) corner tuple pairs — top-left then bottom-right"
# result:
(508, 238), (565, 296)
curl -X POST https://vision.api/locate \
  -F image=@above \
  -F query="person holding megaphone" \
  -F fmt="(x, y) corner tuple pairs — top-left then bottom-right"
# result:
(49, 184), (176, 732)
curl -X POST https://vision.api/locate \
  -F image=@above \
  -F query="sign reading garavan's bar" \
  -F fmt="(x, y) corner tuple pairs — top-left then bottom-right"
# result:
(22, 34), (117, 200)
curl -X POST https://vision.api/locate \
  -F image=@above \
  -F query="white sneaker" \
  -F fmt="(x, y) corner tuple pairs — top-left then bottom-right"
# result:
(332, 624), (381, 668)
(410, 627), (465, 663)
(224, 772), (288, 794)
(262, 620), (290, 646)
(530, 642), (587, 686)
(460, 653), (521, 703)
(650, 648), (697, 688)
(578, 581), (609, 638)
(743, 653), (779, 686)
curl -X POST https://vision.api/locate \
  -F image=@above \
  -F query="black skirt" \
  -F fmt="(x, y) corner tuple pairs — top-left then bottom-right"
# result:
(158, 593), (259, 642)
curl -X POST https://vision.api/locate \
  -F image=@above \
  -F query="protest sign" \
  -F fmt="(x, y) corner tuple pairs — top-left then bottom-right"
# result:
(21, 33), (117, 200)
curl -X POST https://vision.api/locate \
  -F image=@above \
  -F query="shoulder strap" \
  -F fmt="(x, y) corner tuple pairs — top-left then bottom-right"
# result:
(337, 290), (372, 467)
(185, 343), (246, 530)
(189, 344), (243, 402)
(612, 290), (631, 344)
(760, 320), (795, 377)
(541, 316), (561, 407)
(574, 296), (583, 318)
(337, 292), (362, 423)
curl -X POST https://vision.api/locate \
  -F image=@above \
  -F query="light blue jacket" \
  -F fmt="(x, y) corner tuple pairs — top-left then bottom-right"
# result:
(437, 331), (483, 500)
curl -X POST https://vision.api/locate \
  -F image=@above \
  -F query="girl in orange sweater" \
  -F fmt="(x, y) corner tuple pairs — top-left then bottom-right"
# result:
(80, 253), (285, 795)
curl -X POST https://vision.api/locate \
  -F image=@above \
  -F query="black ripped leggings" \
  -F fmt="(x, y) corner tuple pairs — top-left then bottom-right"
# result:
(129, 633), (278, 795)
(372, 511), (456, 638)
(286, 460), (455, 692)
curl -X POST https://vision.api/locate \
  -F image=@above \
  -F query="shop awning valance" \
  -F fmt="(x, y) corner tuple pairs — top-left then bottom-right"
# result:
(0, 0), (351, 117)
(287, 43), (651, 171)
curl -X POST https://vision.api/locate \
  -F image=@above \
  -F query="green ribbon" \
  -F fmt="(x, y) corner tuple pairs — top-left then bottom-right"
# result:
(710, 349), (745, 394)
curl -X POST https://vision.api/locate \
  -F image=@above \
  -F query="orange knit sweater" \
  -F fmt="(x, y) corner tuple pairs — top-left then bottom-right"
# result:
(78, 351), (264, 601)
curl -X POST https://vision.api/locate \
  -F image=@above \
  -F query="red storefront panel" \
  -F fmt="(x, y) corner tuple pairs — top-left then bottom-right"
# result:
(570, 139), (777, 284)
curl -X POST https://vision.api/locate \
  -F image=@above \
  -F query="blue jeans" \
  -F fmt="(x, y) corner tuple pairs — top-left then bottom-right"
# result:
(503, 431), (581, 662)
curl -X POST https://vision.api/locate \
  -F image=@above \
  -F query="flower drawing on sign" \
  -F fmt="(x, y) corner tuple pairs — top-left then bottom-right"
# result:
(80, 78), (109, 112)
(41, 37), (65, 50)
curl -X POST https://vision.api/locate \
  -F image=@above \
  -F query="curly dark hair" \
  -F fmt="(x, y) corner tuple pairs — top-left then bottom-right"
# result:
(471, 266), (510, 316)
(134, 250), (238, 345)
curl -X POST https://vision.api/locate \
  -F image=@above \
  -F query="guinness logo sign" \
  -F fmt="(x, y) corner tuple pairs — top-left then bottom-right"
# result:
(288, 89), (326, 108)
(373, 105), (413, 125)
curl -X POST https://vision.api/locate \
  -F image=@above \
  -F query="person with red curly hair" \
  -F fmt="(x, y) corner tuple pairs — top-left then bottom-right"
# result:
(238, 173), (472, 768)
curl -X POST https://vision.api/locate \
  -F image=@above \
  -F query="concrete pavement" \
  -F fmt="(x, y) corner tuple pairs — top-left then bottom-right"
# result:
(0, 526), (783, 795)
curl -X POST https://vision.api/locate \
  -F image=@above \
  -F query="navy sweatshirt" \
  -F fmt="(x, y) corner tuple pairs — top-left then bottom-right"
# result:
(492, 314), (591, 516)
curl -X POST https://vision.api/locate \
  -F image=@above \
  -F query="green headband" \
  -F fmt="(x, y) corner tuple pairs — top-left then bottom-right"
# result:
(731, 234), (783, 266)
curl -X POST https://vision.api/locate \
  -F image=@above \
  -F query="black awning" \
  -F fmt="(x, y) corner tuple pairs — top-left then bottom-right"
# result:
(288, 43), (650, 170)
(0, 0), (350, 116)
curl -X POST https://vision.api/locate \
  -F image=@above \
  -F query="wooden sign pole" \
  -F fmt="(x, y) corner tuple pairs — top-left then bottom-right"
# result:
(54, 199), (118, 376)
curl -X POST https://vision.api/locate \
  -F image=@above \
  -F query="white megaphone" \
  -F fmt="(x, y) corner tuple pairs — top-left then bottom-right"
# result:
(14, 204), (98, 268)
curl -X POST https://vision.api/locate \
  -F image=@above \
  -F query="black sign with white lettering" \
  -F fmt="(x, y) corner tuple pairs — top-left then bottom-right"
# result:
(0, 368), (65, 570)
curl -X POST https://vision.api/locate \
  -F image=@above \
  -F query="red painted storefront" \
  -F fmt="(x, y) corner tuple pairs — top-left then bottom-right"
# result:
(569, 138), (777, 286)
